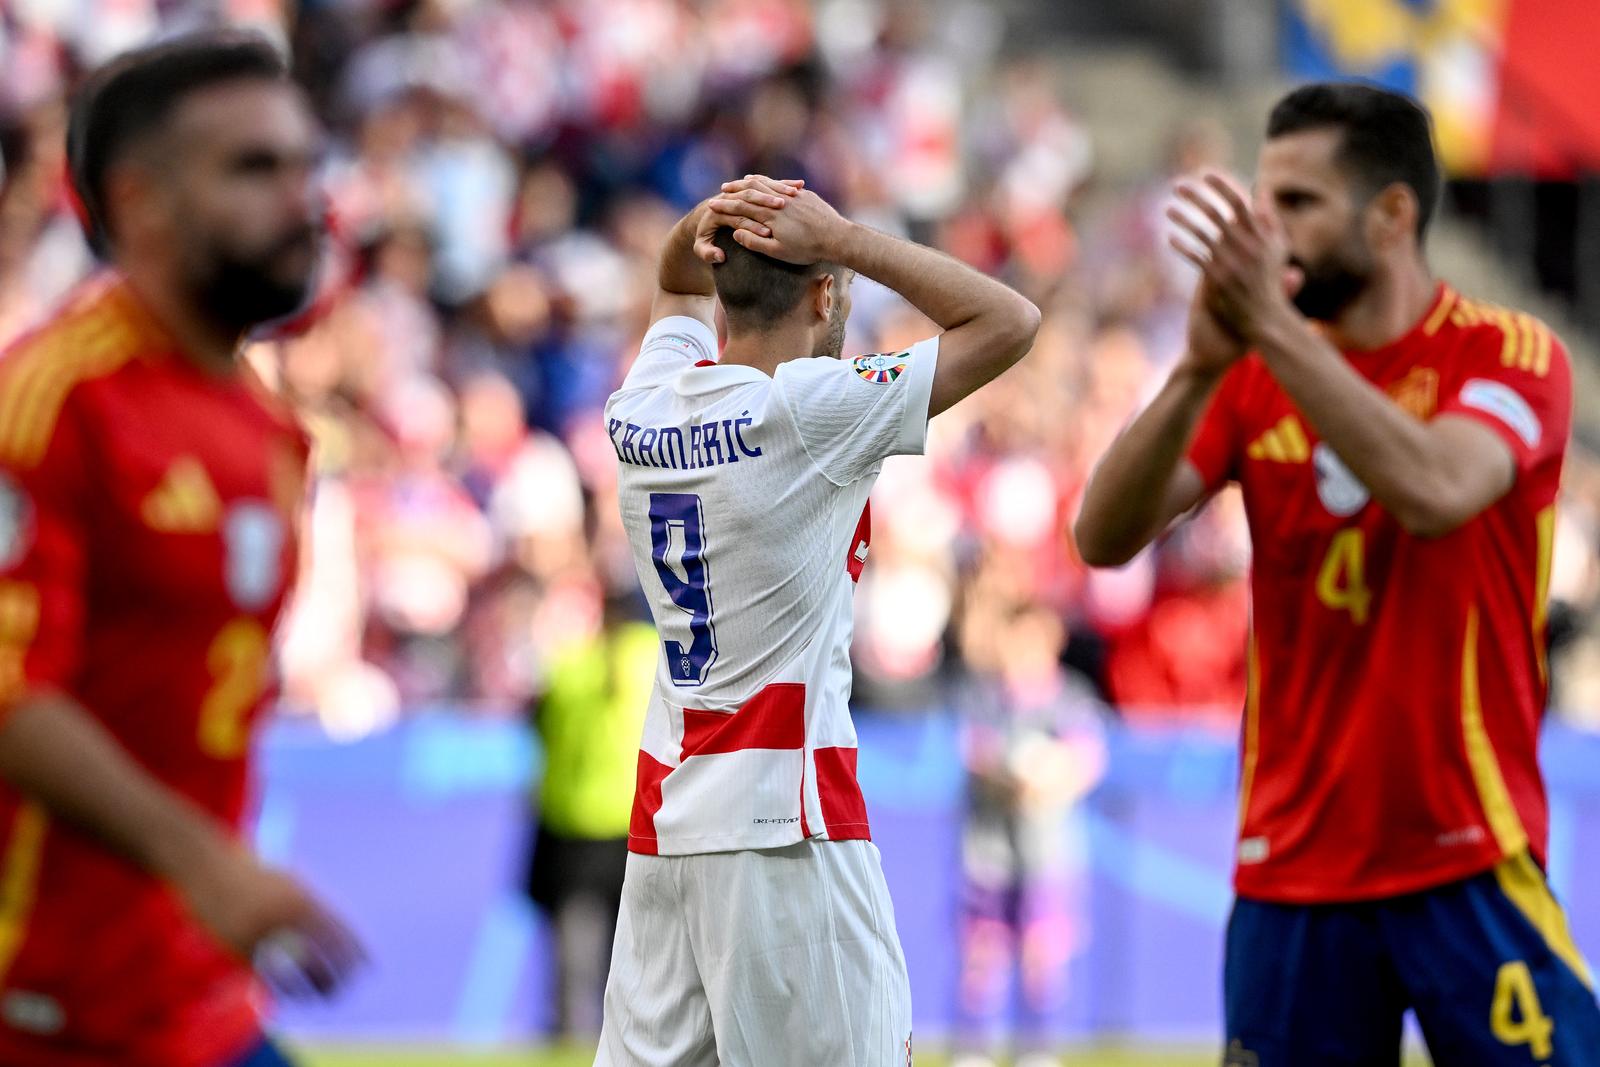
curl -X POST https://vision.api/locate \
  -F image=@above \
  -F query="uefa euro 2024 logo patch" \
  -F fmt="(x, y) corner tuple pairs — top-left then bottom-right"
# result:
(852, 351), (909, 384)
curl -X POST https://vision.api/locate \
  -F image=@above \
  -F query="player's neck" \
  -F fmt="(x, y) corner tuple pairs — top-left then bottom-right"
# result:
(118, 265), (243, 376)
(1323, 264), (1437, 353)
(720, 323), (817, 374)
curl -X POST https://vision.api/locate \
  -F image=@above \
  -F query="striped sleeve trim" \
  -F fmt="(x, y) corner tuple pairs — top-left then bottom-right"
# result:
(0, 306), (138, 470)
(1450, 297), (1555, 378)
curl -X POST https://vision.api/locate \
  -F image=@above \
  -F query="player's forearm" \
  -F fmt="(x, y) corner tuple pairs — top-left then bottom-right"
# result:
(658, 201), (715, 298)
(829, 222), (1040, 372)
(1075, 364), (1220, 567)
(0, 694), (236, 882)
(1251, 309), (1488, 535)
(829, 222), (1030, 333)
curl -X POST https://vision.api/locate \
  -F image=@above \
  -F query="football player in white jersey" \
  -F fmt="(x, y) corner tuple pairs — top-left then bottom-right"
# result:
(596, 175), (1040, 1067)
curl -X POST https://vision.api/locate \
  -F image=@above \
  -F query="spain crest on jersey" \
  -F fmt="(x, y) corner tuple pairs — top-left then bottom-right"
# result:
(852, 351), (909, 384)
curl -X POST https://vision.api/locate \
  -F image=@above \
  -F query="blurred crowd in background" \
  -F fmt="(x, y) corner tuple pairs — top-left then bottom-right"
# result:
(4, 0), (1600, 742)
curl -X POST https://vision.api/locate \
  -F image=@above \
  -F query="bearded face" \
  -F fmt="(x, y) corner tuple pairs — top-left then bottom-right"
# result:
(162, 81), (324, 334)
(1258, 129), (1386, 325)
(187, 218), (320, 331)
(1289, 226), (1375, 322)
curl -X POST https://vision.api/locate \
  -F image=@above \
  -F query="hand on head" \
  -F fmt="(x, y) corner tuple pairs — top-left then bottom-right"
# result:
(694, 175), (848, 266)
(694, 175), (802, 263)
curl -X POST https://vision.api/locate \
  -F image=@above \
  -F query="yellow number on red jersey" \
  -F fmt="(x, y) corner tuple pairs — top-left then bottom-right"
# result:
(198, 618), (269, 759)
(1316, 528), (1371, 624)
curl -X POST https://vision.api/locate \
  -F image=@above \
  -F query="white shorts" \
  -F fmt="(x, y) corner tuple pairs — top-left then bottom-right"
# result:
(594, 839), (913, 1067)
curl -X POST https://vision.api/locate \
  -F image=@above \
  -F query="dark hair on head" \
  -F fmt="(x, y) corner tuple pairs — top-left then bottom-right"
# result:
(1267, 82), (1442, 242)
(711, 228), (841, 330)
(67, 31), (289, 253)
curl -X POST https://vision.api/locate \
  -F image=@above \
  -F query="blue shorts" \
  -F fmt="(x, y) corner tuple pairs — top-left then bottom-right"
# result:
(1226, 852), (1600, 1066)
(228, 1037), (299, 1067)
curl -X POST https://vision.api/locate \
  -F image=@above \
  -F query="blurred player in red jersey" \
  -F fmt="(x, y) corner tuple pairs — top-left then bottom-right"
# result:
(0, 33), (359, 1067)
(1077, 84), (1600, 1065)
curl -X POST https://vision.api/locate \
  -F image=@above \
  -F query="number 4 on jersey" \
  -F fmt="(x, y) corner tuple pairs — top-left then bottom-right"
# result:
(1317, 528), (1371, 624)
(648, 493), (718, 686)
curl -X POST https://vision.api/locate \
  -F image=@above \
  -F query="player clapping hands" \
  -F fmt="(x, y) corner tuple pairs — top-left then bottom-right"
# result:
(1166, 170), (1306, 344)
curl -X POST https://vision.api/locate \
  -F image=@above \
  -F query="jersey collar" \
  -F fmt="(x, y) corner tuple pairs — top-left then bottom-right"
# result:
(1341, 281), (1453, 364)
(675, 362), (772, 395)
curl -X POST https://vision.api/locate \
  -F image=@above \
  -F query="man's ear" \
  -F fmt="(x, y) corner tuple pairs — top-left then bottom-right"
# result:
(1368, 181), (1418, 252)
(812, 271), (836, 322)
(104, 157), (163, 252)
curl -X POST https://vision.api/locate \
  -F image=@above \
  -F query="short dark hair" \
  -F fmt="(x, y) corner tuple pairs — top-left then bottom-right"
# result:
(711, 228), (840, 330)
(67, 31), (289, 251)
(1267, 82), (1442, 241)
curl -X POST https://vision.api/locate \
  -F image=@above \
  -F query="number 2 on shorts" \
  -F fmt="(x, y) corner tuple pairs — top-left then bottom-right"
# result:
(1492, 959), (1554, 1061)
(648, 492), (718, 686)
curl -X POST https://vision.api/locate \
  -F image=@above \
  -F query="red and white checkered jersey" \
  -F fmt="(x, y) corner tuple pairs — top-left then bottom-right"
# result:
(605, 316), (939, 855)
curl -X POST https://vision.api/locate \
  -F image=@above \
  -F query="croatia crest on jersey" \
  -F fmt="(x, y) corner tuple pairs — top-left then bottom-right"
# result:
(852, 351), (909, 384)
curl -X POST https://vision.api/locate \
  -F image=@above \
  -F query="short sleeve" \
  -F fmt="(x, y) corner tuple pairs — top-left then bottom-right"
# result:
(773, 335), (940, 486)
(621, 315), (720, 390)
(1436, 321), (1571, 479)
(0, 404), (89, 715)
(1186, 367), (1245, 493)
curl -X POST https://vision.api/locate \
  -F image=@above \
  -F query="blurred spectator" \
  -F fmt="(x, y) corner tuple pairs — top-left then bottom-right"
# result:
(523, 591), (655, 1040)
(0, 99), (89, 344)
(952, 603), (1107, 1067)
(1549, 451), (1600, 726)
(356, 374), (494, 702)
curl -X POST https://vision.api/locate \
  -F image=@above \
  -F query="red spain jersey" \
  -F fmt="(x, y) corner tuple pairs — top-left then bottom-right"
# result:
(0, 275), (308, 1066)
(1188, 283), (1570, 903)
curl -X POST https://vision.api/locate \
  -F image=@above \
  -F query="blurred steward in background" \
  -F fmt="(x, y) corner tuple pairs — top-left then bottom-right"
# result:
(524, 591), (654, 1040)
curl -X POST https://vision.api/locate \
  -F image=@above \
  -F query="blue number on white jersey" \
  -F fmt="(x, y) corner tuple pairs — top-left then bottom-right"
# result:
(648, 492), (718, 686)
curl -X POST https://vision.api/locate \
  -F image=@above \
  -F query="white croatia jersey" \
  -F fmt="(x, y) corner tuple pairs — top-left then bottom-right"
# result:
(605, 316), (939, 855)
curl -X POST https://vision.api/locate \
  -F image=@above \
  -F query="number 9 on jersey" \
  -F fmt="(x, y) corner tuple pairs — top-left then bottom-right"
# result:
(648, 492), (718, 687)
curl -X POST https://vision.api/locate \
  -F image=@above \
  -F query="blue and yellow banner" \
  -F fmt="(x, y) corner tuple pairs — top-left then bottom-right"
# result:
(1283, 0), (1600, 177)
